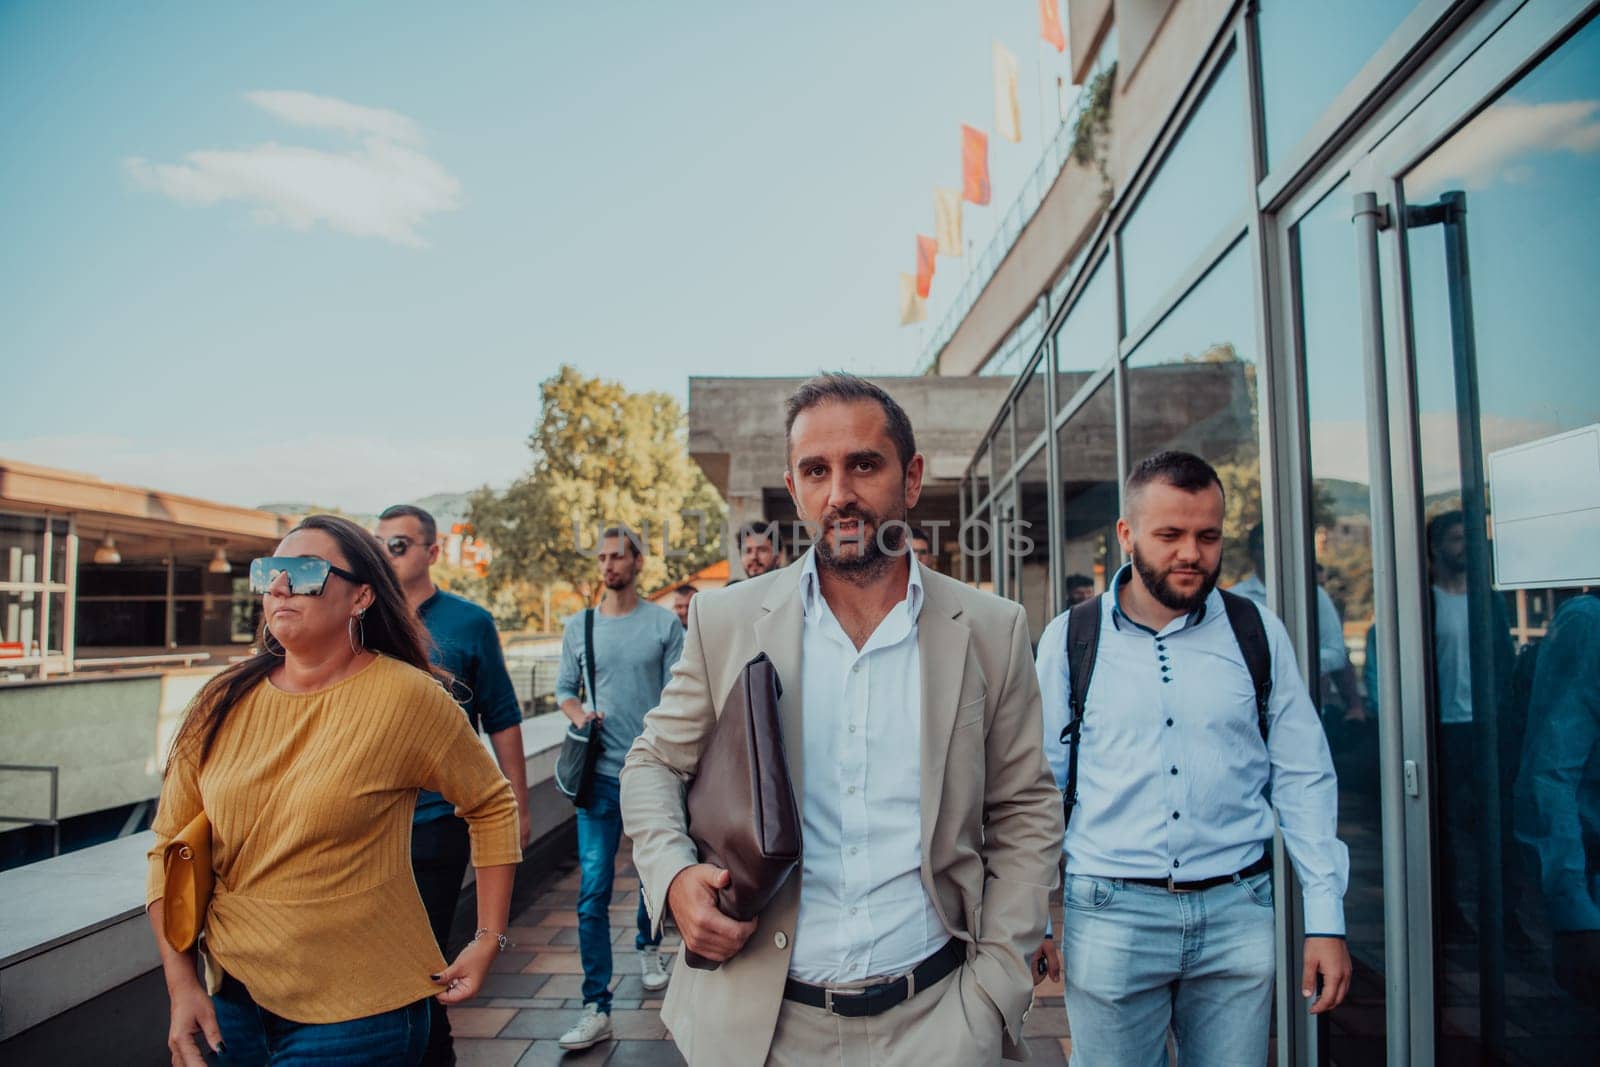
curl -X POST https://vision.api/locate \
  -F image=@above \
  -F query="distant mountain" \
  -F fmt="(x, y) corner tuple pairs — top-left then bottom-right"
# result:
(412, 492), (474, 530)
(1315, 478), (1372, 520)
(254, 491), (475, 530)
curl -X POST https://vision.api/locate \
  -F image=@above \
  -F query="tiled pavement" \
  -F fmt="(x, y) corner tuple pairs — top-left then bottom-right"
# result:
(449, 839), (1073, 1065)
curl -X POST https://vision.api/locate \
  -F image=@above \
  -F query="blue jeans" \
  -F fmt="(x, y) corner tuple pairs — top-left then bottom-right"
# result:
(1061, 869), (1277, 1067)
(211, 973), (430, 1065)
(576, 773), (658, 1012)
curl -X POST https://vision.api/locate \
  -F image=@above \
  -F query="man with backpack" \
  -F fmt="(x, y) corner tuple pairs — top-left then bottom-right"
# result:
(1031, 451), (1350, 1065)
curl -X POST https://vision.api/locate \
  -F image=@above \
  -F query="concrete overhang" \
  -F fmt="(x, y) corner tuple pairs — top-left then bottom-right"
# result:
(687, 375), (1015, 500)
(0, 459), (296, 560)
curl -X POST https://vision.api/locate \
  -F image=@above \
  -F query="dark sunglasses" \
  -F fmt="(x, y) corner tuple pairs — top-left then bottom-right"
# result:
(382, 536), (434, 558)
(249, 556), (363, 596)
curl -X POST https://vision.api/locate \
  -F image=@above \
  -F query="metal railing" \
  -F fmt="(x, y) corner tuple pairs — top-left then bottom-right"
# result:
(917, 55), (1112, 375)
(73, 652), (213, 671)
(0, 763), (61, 857)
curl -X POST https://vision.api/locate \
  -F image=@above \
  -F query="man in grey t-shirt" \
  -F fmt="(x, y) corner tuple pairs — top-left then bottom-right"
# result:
(555, 526), (685, 1051)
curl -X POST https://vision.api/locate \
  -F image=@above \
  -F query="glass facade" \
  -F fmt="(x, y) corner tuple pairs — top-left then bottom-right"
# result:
(1297, 177), (1386, 1060)
(1124, 241), (1262, 584)
(1398, 18), (1600, 1059)
(1118, 52), (1249, 331)
(956, 2), (1600, 1061)
(1255, 0), (1420, 170)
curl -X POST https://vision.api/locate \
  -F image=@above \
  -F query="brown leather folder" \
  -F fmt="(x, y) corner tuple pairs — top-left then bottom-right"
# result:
(683, 651), (802, 969)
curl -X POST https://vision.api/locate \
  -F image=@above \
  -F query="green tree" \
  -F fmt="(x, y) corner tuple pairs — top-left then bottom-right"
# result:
(469, 365), (726, 608)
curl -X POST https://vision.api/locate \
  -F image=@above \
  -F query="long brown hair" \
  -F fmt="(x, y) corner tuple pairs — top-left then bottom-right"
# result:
(169, 514), (436, 766)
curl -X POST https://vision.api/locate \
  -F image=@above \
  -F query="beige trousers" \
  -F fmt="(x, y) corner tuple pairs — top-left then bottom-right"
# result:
(767, 965), (1004, 1067)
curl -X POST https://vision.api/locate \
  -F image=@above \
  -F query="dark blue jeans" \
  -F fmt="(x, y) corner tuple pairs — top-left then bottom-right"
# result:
(576, 773), (657, 1012)
(211, 973), (430, 1065)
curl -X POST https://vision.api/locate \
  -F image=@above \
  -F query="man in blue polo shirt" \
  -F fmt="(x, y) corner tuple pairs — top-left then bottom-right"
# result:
(378, 504), (530, 1067)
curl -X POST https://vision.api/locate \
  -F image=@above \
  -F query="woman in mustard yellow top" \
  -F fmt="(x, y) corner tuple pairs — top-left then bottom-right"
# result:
(146, 515), (522, 1066)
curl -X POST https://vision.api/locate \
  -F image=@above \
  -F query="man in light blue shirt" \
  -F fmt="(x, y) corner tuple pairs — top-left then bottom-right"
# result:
(1032, 451), (1350, 1066)
(554, 525), (685, 1050)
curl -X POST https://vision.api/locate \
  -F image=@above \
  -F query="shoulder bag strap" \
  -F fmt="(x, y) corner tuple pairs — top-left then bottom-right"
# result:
(583, 607), (597, 709)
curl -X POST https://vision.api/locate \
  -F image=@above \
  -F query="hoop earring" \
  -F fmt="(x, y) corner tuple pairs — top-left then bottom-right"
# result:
(349, 612), (366, 655)
(263, 629), (286, 657)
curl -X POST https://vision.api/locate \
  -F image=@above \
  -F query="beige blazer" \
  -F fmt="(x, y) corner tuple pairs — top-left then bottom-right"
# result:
(621, 560), (1062, 1065)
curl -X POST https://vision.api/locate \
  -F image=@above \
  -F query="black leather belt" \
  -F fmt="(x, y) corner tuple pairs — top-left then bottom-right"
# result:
(1124, 854), (1272, 893)
(782, 938), (964, 1018)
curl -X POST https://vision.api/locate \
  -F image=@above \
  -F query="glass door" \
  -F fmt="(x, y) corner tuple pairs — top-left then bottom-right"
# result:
(1352, 7), (1600, 1062)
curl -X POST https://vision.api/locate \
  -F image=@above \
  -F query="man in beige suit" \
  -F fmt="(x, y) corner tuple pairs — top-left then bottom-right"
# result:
(622, 373), (1062, 1065)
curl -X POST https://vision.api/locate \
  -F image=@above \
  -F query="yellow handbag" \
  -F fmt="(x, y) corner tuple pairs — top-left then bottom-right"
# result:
(162, 810), (214, 953)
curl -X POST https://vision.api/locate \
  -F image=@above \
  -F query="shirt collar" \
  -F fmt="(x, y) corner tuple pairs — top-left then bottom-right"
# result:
(799, 546), (925, 625)
(417, 586), (443, 617)
(1108, 562), (1212, 635)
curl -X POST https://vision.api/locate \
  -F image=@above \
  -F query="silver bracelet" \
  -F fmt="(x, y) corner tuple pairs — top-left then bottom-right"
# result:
(472, 928), (512, 952)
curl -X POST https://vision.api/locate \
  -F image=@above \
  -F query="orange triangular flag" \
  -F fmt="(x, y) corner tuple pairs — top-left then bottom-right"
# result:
(915, 235), (937, 298)
(1039, 0), (1066, 52)
(961, 125), (990, 206)
(993, 42), (1021, 143)
(899, 273), (926, 325)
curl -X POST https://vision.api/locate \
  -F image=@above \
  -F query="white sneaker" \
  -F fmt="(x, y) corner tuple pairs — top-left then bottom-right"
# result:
(558, 1004), (614, 1050)
(639, 946), (672, 992)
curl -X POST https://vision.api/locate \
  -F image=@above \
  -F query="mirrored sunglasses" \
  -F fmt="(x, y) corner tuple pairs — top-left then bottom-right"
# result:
(249, 556), (362, 596)
(382, 536), (433, 558)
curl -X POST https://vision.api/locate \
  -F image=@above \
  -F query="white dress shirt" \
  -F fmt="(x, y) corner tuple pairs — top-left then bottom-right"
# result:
(1036, 564), (1350, 936)
(788, 549), (949, 983)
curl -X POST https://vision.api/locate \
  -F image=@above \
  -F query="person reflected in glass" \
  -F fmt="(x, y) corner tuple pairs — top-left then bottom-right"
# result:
(145, 515), (521, 1067)
(1232, 523), (1365, 724)
(1515, 590), (1600, 1007)
(1426, 509), (1517, 937)
(1065, 573), (1096, 606)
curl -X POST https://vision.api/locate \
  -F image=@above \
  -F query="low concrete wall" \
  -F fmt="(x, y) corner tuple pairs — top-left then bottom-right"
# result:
(0, 714), (574, 1062)
(0, 667), (223, 830)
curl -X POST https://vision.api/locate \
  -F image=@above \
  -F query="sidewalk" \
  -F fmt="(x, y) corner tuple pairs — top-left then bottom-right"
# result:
(448, 838), (1072, 1065)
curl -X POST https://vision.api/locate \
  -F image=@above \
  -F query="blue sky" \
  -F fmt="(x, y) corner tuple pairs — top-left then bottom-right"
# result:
(3, 1), (1079, 511)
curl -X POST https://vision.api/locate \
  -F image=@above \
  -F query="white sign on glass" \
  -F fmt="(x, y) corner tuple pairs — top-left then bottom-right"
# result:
(1487, 423), (1600, 590)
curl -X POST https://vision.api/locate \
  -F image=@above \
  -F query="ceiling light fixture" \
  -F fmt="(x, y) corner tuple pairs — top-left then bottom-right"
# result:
(93, 535), (121, 565)
(208, 546), (231, 574)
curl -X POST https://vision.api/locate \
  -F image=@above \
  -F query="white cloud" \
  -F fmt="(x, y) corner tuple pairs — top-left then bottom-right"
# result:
(0, 433), (529, 514)
(1409, 98), (1600, 196)
(124, 91), (460, 247)
(244, 90), (424, 146)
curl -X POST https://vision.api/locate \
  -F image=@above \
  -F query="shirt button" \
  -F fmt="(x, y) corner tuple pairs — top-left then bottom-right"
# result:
(850, 906), (859, 915)
(1173, 859), (1182, 868)
(850, 846), (858, 855)
(1172, 811), (1181, 820)
(1166, 718), (1174, 727)
(849, 724), (857, 734)
(774, 931), (789, 949)
(852, 664), (861, 673)
(1162, 677), (1172, 684)
(847, 786), (857, 795)
(1160, 665), (1170, 673)
(1170, 766), (1179, 775)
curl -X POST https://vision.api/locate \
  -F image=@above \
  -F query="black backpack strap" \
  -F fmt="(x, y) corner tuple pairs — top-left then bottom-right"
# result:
(1061, 597), (1103, 829)
(1219, 590), (1272, 742)
(583, 607), (598, 707)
